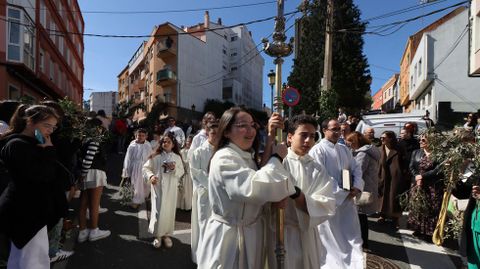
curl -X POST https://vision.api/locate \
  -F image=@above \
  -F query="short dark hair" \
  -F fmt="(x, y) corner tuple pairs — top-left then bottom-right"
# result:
(135, 128), (148, 134)
(288, 115), (318, 134)
(321, 118), (337, 130)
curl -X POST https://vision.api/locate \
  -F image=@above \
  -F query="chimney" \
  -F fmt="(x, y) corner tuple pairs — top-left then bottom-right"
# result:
(217, 18), (222, 25)
(204, 11), (210, 29)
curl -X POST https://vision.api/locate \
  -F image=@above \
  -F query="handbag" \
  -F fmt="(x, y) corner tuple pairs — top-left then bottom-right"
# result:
(354, 191), (374, 206)
(119, 177), (134, 206)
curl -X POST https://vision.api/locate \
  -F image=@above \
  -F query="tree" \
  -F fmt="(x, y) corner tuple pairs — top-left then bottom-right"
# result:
(288, 0), (371, 119)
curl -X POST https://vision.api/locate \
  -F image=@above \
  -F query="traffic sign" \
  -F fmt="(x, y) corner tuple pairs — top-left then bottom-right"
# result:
(282, 86), (300, 107)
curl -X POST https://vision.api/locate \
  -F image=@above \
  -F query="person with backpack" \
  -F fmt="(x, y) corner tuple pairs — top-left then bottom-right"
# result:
(0, 105), (63, 269)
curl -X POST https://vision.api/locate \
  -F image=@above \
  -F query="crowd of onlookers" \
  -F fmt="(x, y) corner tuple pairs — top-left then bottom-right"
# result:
(2, 98), (480, 268)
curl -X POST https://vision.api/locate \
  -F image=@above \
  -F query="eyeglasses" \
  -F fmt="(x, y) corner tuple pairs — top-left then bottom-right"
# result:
(380, 137), (387, 140)
(233, 122), (259, 130)
(42, 123), (57, 131)
(326, 128), (341, 133)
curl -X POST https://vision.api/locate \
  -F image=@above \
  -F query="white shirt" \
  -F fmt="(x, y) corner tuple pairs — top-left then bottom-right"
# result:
(188, 129), (207, 161)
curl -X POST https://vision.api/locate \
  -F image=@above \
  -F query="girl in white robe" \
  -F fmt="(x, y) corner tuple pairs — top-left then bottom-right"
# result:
(197, 108), (295, 269)
(143, 132), (184, 249)
(177, 135), (193, 210)
(190, 121), (218, 263)
(122, 128), (152, 207)
(266, 115), (336, 269)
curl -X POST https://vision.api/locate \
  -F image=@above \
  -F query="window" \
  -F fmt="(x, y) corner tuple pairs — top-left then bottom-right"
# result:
(222, 49), (227, 55)
(231, 52), (238, 57)
(50, 20), (56, 41)
(8, 85), (20, 99)
(418, 58), (422, 77)
(40, 0), (46, 26)
(50, 58), (55, 81)
(39, 48), (44, 72)
(231, 66), (238, 71)
(59, 36), (64, 56)
(7, 7), (21, 61)
(231, 35), (238, 41)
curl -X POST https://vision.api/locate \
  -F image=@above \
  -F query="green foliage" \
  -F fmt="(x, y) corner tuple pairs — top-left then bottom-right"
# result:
(288, 0), (371, 115)
(57, 97), (109, 143)
(317, 90), (338, 122)
(203, 99), (235, 118)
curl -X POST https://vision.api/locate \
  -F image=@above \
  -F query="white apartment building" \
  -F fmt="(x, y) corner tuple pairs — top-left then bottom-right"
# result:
(470, 0), (480, 75)
(119, 12), (264, 120)
(409, 7), (480, 126)
(89, 91), (119, 116)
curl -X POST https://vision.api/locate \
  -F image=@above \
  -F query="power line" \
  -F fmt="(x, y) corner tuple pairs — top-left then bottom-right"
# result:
(2, 1), (277, 15)
(336, 1), (468, 35)
(361, 0), (448, 22)
(370, 64), (400, 73)
(0, 10), (301, 39)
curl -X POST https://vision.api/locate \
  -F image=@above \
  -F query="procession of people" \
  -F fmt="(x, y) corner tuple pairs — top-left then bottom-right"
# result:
(1, 98), (480, 268)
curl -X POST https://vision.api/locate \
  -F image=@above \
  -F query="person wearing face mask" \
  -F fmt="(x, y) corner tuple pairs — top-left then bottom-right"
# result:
(0, 105), (62, 269)
(196, 108), (295, 269)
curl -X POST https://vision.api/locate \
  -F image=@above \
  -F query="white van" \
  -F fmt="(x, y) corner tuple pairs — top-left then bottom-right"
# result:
(355, 111), (430, 138)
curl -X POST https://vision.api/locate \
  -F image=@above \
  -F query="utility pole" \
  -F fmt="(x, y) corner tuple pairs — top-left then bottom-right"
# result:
(322, 0), (334, 92)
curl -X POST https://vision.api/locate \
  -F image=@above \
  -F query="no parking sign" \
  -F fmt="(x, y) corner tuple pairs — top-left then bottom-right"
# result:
(282, 86), (300, 107)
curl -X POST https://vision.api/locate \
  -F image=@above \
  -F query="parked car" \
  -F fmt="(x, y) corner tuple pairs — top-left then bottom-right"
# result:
(355, 111), (430, 138)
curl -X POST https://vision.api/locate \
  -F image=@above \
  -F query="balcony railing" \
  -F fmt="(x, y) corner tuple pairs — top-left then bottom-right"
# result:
(156, 69), (177, 86)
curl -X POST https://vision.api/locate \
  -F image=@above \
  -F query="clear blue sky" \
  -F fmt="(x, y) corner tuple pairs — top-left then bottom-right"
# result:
(78, 0), (466, 108)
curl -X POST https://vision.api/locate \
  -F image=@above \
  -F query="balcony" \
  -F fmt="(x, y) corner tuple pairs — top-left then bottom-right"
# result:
(156, 69), (177, 86)
(156, 37), (176, 58)
(409, 34), (433, 100)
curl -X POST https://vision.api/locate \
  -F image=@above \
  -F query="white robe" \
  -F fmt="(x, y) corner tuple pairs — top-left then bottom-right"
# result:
(309, 139), (365, 269)
(143, 152), (184, 237)
(266, 149), (336, 269)
(177, 148), (193, 210)
(189, 140), (214, 263)
(122, 141), (153, 204)
(197, 143), (295, 269)
(187, 129), (207, 161)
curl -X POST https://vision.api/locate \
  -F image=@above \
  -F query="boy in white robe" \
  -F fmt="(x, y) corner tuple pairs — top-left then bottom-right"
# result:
(121, 128), (152, 208)
(266, 114), (336, 269)
(189, 121), (218, 263)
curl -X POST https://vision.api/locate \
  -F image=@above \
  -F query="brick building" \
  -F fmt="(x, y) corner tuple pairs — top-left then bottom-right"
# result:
(0, 0), (84, 104)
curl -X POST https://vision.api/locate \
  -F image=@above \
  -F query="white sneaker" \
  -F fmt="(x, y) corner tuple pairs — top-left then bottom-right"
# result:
(88, 228), (111, 242)
(152, 238), (161, 249)
(86, 207), (108, 219)
(99, 207), (108, 214)
(77, 229), (89, 243)
(50, 249), (74, 263)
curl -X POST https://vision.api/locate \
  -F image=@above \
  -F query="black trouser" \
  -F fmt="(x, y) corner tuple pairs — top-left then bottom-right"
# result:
(358, 213), (369, 248)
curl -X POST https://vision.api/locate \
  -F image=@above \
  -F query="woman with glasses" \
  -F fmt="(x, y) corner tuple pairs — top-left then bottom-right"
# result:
(197, 107), (295, 269)
(378, 131), (408, 229)
(407, 133), (444, 240)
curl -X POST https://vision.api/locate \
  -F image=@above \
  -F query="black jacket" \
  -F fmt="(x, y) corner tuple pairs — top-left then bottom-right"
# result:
(0, 134), (66, 248)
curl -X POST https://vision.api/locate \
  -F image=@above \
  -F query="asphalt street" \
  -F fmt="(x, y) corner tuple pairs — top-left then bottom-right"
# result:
(50, 152), (466, 269)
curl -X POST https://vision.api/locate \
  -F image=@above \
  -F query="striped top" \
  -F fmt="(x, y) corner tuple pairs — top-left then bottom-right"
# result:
(81, 141), (100, 176)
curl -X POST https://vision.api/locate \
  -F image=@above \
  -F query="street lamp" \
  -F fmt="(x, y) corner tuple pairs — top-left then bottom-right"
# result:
(191, 104), (196, 112)
(191, 104), (196, 121)
(267, 69), (276, 112)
